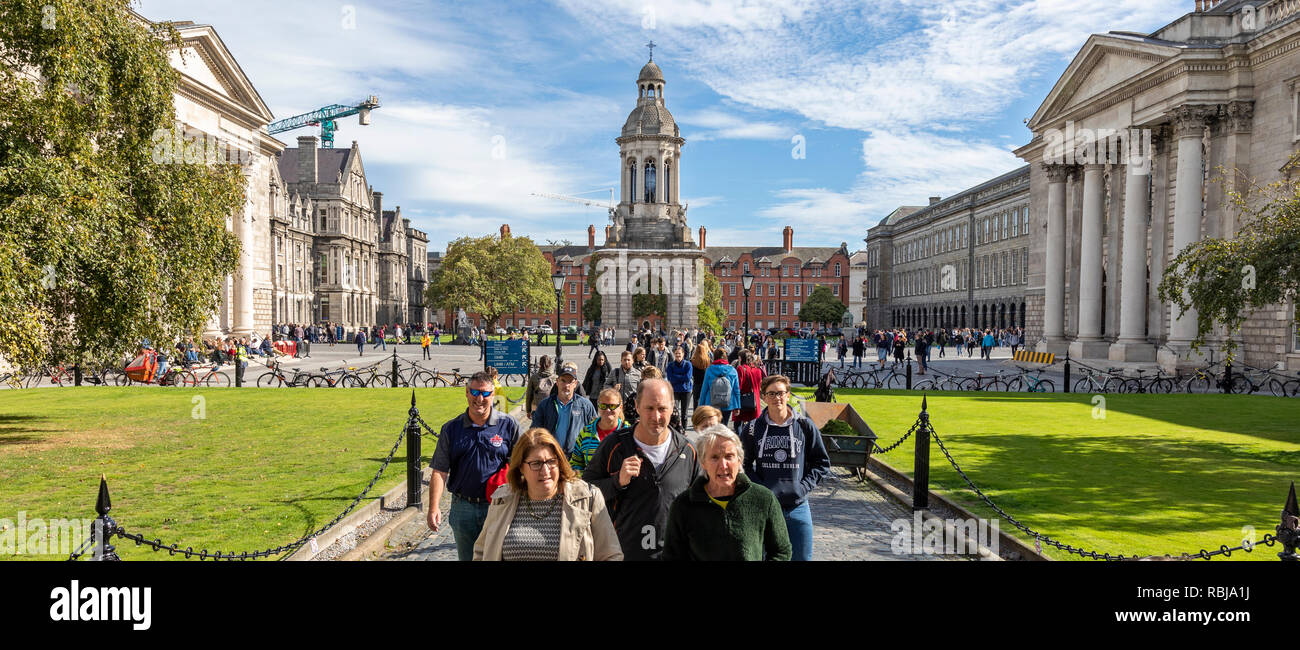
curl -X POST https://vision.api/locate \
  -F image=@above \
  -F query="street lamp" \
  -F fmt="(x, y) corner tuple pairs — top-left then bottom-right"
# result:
(552, 271), (565, 365)
(742, 271), (755, 347)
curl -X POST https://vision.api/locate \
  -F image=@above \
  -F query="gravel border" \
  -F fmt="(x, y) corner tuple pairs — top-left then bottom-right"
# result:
(312, 476), (429, 561)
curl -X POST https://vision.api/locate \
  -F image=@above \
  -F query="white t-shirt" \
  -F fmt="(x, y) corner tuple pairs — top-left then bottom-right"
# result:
(635, 435), (672, 468)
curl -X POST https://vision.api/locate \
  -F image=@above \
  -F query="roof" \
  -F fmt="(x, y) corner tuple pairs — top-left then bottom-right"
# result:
(638, 60), (664, 82)
(702, 245), (847, 267)
(622, 101), (678, 137)
(276, 146), (352, 185)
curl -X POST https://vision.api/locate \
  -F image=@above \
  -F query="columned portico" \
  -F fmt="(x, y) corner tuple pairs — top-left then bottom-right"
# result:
(1158, 105), (1217, 367)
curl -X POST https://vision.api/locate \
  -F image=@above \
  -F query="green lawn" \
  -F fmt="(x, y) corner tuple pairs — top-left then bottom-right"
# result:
(0, 386), (522, 561)
(799, 389), (1300, 561)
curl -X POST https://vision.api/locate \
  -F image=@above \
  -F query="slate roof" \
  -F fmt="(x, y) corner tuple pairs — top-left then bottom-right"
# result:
(276, 146), (352, 185)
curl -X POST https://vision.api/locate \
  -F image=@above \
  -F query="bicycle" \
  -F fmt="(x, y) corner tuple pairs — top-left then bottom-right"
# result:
(182, 363), (231, 388)
(1072, 365), (1124, 394)
(1005, 365), (1056, 393)
(117, 365), (191, 387)
(309, 365), (357, 388)
(1121, 368), (1173, 394)
(1264, 369), (1300, 397)
(958, 370), (1009, 392)
(428, 367), (474, 387)
(255, 361), (313, 387)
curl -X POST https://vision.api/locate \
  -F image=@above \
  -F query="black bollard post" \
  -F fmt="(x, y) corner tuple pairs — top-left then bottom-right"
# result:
(912, 395), (930, 511)
(92, 475), (121, 561)
(1223, 362), (1232, 394)
(1063, 351), (1071, 394)
(235, 358), (244, 387)
(74, 364), (82, 387)
(406, 391), (423, 511)
(391, 349), (400, 388)
(905, 351), (913, 390)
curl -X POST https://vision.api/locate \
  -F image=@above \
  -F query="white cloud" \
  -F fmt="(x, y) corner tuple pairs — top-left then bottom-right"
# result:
(678, 109), (789, 141)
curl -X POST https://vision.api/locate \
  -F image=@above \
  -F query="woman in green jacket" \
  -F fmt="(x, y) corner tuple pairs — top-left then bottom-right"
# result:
(662, 425), (791, 561)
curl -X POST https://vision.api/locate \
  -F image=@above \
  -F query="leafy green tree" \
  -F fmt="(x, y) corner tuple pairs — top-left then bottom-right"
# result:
(799, 285), (847, 327)
(0, 0), (246, 372)
(696, 270), (724, 335)
(425, 232), (554, 334)
(1158, 153), (1300, 360)
(633, 293), (666, 321)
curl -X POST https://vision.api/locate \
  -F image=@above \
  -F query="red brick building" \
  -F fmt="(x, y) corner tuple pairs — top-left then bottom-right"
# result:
(444, 224), (853, 332)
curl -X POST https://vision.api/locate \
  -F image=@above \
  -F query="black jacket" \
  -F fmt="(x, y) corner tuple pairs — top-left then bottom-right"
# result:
(582, 426), (700, 561)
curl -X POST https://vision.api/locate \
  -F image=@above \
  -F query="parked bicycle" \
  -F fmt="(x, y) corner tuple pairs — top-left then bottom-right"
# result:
(1005, 365), (1056, 393)
(181, 363), (231, 388)
(255, 361), (314, 387)
(1121, 368), (1174, 394)
(1072, 365), (1124, 394)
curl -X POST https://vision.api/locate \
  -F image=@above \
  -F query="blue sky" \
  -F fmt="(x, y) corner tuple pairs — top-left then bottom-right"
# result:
(137, 0), (1189, 252)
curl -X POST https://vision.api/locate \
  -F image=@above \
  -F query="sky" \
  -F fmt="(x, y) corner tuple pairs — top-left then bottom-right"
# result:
(137, 0), (1190, 253)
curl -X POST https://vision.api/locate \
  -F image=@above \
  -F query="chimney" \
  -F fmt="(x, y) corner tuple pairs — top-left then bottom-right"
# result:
(698, 226), (707, 250)
(588, 224), (596, 251)
(604, 225), (612, 244)
(929, 196), (941, 205)
(297, 135), (318, 184)
(500, 224), (511, 238)
(372, 191), (383, 216)
(782, 226), (793, 253)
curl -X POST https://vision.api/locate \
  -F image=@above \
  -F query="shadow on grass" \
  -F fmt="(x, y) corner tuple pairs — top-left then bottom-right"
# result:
(270, 455), (413, 537)
(918, 432), (1294, 542)
(0, 413), (49, 446)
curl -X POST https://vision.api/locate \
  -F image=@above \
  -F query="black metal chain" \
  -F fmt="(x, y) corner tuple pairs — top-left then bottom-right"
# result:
(88, 418), (413, 561)
(924, 418), (1279, 560)
(66, 528), (97, 561)
(873, 419), (919, 455)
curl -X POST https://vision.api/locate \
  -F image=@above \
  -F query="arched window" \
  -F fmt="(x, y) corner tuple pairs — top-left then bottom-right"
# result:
(644, 161), (656, 203)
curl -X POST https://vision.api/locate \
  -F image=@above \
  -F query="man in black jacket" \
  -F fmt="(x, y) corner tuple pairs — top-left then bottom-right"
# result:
(583, 378), (700, 560)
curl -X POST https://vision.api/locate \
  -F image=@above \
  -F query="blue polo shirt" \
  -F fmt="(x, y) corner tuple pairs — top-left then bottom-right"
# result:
(430, 408), (519, 499)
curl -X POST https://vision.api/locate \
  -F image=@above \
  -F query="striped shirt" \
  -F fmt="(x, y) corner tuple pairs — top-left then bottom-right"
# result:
(501, 495), (563, 561)
(568, 417), (623, 473)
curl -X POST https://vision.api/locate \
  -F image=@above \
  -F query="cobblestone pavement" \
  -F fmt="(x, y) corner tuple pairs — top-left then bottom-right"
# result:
(378, 467), (970, 561)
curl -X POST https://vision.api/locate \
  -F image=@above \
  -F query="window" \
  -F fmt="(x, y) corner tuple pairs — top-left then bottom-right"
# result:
(793, 302), (801, 314)
(768, 301), (776, 315)
(1022, 208), (1030, 236)
(768, 284), (776, 296)
(729, 301), (736, 313)
(781, 302), (788, 315)
(832, 285), (839, 297)
(569, 283), (577, 294)
(584, 283), (590, 295)
(1001, 251), (1008, 286)
(794, 284), (801, 296)
(835, 262), (841, 277)
(729, 284), (736, 296)
(781, 284), (788, 296)
(782, 265), (789, 277)
(569, 299), (576, 313)
(1023, 247), (1029, 283)
(743, 262), (750, 273)
(1002, 212), (1008, 239)
(984, 219), (990, 244)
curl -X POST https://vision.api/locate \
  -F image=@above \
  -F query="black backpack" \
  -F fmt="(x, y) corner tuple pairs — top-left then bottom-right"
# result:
(815, 369), (836, 403)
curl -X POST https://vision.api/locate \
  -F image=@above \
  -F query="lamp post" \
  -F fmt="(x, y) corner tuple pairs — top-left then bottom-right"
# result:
(552, 272), (565, 365)
(742, 271), (754, 348)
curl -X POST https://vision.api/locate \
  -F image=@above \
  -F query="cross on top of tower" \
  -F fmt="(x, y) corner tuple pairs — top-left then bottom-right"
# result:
(647, 40), (655, 61)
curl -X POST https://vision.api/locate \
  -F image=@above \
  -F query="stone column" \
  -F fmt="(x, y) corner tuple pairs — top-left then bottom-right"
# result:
(633, 160), (641, 206)
(1070, 164), (1107, 358)
(1163, 106), (1214, 364)
(1042, 164), (1070, 350)
(656, 155), (665, 204)
(1110, 155), (1155, 361)
(232, 199), (255, 336)
(671, 152), (681, 204)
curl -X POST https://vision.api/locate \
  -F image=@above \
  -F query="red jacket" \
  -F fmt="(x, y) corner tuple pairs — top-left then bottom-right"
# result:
(733, 364), (766, 424)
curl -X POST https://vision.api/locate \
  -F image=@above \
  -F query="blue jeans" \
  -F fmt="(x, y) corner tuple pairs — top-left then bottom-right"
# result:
(783, 501), (813, 561)
(448, 496), (490, 562)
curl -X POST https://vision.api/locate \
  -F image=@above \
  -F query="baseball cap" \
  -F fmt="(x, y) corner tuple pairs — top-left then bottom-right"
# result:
(559, 361), (579, 378)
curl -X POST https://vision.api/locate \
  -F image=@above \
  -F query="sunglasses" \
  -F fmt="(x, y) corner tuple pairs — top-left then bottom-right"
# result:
(598, 403), (622, 411)
(469, 388), (493, 397)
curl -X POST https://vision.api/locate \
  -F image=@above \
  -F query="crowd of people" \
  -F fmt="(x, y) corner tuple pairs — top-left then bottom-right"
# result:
(840, 326), (1027, 372)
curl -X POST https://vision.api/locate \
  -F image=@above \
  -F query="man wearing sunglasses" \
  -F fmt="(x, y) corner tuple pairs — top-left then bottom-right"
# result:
(427, 371), (520, 561)
(531, 361), (597, 457)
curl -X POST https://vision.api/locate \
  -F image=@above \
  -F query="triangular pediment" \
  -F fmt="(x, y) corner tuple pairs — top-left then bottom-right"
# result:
(1028, 34), (1181, 130)
(167, 23), (274, 125)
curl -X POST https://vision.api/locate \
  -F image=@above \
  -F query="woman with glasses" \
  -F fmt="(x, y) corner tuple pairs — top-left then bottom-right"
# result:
(568, 388), (626, 473)
(474, 428), (622, 561)
(663, 424), (791, 561)
(737, 374), (831, 561)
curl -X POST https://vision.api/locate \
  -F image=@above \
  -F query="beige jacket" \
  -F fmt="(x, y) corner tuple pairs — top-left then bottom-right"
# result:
(473, 479), (623, 561)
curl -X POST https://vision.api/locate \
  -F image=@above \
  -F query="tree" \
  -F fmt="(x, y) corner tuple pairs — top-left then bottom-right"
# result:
(1158, 152), (1300, 361)
(424, 232), (554, 334)
(799, 285), (847, 327)
(696, 270), (724, 335)
(0, 1), (245, 371)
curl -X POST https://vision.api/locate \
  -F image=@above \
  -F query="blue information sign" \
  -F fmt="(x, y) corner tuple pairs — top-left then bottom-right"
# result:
(783, 338), (820, 363)
(485, 339), (530, 374)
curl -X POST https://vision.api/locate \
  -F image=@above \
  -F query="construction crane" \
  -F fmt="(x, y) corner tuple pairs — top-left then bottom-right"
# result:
(531, 189), (615, 211)
(267, 96), (381, 147)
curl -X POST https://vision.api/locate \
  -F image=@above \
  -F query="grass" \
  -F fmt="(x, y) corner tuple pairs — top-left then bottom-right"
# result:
(0, 386), (523, 561)
(794, 389), (1300, 561)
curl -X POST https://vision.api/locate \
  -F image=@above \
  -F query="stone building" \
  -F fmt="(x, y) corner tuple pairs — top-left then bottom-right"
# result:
(375, 197), (409, 325)
(1014, 0), (1300, 369)
(407, 221), (429, 326)
(863, 166), (1032, 333)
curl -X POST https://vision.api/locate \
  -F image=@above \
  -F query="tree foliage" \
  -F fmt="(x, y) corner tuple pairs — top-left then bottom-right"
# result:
(425, 232), (554, 333)
(696, 269), (724, 335)
(1157, 153), (1300, 361)
(799, 285), (846, 327)
(0, 0), (247, 371)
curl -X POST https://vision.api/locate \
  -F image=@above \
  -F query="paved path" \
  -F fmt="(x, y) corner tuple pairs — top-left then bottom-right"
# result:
(377, 467), (969, 561)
